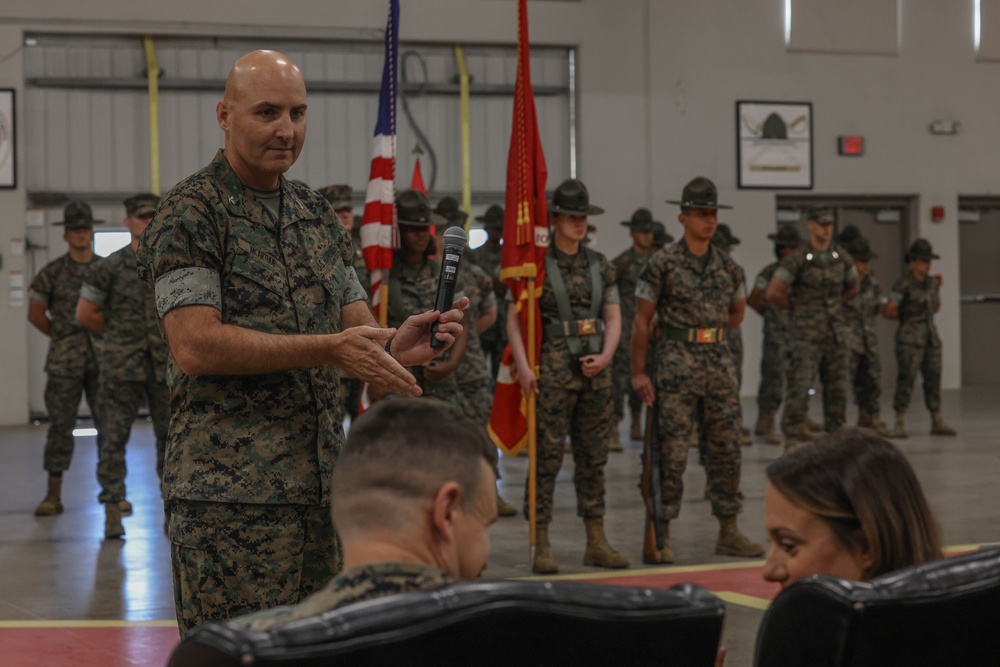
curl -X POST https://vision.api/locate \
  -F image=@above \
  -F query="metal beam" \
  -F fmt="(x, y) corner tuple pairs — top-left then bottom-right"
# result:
(25, 77), (569, 97)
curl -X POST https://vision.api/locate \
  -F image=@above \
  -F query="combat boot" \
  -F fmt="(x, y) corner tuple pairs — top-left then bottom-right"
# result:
(532, 525), (558, 574)
(34, 475), (64, 516)
(119, 499), (133, 516)
(715, 516), (765, 558)
(629, 410), (643, 441)
(607, 431), (624, 453)
(871, 415), (892, 438)
(930, 410), (957, 436)
(496, 492), (517, 518)
(806, 417), (824, 433)
(738, 424), (753, 447)
(104, 502), (125, 540)
(892, 411), (908, 439)
(857, 408), (874, 428)
(643, 521), (674, 565)
(755, 412), (780, 445)
(582, 518), (630, 569)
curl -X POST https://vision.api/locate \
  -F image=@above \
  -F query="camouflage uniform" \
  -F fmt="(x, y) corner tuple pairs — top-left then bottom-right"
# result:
(81, 244), (170, 504)
(231, 562), (452, 631)
(467, 242), (507, 380)
(635, 241), (745, 520)
(533, 246), (618, 525)
(136, 150), (366, 632)
(342, 236), (370, 422)
(387, 256), (460, 404)
(891, 274), (942, 412)
(611, 247), (653, 427)
(754, 262), (792, 415)
(29, 254), (104, 472)
(844, 271), (884, 415)
(455, 262), (497, 424)
(775, 244), (858, 435)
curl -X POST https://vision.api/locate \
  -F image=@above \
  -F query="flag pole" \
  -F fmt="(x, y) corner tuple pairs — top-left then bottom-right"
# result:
(378, 284), (389, 327)
(527, 276), (538, 556)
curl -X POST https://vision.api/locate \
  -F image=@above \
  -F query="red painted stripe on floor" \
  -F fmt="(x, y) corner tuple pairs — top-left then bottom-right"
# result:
(0, 627), (180, 667)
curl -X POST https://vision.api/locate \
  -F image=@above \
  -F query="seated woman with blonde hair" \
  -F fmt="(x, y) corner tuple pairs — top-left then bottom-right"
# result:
(763, 428), (943, 587)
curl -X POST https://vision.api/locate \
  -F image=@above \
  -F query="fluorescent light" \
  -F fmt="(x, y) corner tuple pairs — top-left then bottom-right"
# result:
(975, 0), (982, 52)
(785, 0), (792, 45)
(73, 428), (98, 437)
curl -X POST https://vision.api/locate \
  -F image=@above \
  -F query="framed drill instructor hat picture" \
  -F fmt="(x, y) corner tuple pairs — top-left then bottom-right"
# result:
(906, 238), (940, 262)
(475, 204), (504, 229)
(396, 189), (445, 228)
(550, 178), (605, 216)
(666, 176), (733, 210)
(53, 201), (104, 228)
(124, 193), (160, 218)
(767, 224), (802, 247)
(621, 208), (659, 231)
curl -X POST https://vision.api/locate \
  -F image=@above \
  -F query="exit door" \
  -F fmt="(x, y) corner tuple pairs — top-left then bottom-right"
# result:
(958, 199), (1000, 385)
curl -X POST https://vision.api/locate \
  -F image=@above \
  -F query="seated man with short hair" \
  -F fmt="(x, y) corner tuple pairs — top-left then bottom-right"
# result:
(231, 398), (499, 631)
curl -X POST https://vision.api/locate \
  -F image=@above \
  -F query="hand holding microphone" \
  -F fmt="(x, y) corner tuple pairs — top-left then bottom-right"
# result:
(430, 227), (468, 349)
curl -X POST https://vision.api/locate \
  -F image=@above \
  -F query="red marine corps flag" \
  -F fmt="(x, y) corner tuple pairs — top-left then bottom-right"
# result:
(488, 0), (549, 465)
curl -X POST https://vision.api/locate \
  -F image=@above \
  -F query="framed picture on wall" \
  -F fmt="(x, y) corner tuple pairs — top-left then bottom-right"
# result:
(736, 100), (812, 189)
(0, 89), (14, 189)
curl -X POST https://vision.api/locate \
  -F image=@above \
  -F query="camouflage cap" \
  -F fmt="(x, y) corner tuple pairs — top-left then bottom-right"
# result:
(906, 238), (940, 262)
(848, 236), (876, 261)
(620, 208), (659, 231)
(396, 189), (445, 228)
(651, 221), (673, 247)
(475, 204), (505, 229)
(807, 207), (835, 225)
(836, 223), (862, 245)
(767, 224), (802, 247)
(53, 201), (104, 228)
(123, 193), (160, 217)
(666, 176), (732, 210)
(550, 178), (604, 216)
(713, 223), (741, 249)
(435, 196), (468, 228)
(320, 184), (353, 210)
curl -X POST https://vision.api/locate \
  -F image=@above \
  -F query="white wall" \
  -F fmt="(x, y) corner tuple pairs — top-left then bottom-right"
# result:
(0, 0), (992, 423)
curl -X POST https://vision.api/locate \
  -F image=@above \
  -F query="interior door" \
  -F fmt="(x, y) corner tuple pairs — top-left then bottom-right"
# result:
(958, 202), (1000, 385)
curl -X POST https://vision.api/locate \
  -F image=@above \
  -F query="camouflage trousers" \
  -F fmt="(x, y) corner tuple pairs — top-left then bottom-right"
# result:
(457, 379), (493, 425)
(849, 347), (882, 414)
(756, 334), (789, 415)
(611, 339), (642, 424)
(480, 335), (506, 390)
(42, 370), (103, 473)
(96, 376), (170, 504)
(417, 367), (461, 406)
(168, 499), (341, 634)
(894, 342), (942, 412)
(728, 328), (744, 390)
(781, 339), (848, 434)
(656, 389), (743, 519)
(343, 377), (363, 421)
(529, 355), (611, 525)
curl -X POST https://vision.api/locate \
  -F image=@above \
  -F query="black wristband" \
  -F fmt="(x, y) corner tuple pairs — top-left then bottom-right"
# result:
(385, 337), (393, 356)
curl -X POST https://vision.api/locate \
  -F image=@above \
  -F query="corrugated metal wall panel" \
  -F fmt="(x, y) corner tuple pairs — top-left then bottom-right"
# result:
(24, 34), (571, 201)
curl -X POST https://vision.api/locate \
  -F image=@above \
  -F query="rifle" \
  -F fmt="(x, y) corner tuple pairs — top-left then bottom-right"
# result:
(640, 395), (668, 563)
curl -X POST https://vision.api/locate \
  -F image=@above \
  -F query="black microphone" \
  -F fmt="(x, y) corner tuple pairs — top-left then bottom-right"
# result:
(430, 227), (468, 349)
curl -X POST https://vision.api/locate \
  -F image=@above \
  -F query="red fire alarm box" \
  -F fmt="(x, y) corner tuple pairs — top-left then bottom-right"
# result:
(838, 136), (864, 156)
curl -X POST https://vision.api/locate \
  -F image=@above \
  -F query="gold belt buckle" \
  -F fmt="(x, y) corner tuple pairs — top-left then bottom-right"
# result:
(697, 328), (717, 343)
(577, 319), (597, 335)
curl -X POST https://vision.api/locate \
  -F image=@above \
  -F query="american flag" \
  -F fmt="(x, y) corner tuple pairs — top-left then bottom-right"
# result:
(360, 0), (400, 322)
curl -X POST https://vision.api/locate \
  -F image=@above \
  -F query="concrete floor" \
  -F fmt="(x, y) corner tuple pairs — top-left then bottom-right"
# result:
(0, 388), (997, 666)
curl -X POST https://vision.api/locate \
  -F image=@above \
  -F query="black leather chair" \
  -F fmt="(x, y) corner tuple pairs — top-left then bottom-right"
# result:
(754, 547), (1000, 667)
(169, 579), (725, 667)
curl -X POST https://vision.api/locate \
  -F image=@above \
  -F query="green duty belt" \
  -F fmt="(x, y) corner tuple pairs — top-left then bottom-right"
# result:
(661, 326), (727, 344)
(544, 318), (606, 339)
